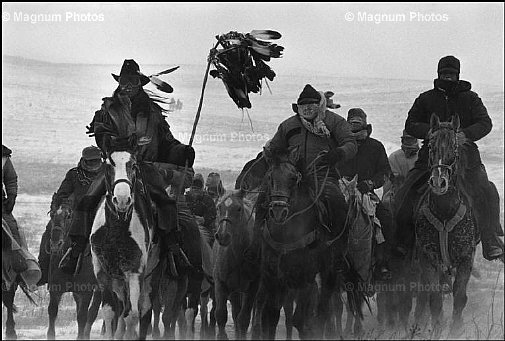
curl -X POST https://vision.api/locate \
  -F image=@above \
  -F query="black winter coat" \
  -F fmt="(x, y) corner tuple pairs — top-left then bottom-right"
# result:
(337, 125), (391, 189)
(405, 79), (492, 168)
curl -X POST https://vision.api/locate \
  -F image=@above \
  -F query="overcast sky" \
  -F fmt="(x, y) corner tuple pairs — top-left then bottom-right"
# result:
(2, 2), (504, 86)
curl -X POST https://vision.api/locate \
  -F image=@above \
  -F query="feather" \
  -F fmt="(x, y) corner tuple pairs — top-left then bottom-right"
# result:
(149, 76), (174, 93)
(151, 66), (180, 77)
(249, 30), (282, 40)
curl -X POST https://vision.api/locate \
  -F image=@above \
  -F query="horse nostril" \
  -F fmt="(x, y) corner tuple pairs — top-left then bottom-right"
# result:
(126, 197), (131, 205)
(113, 197), (118, 205)
(214, 233), (219, 241)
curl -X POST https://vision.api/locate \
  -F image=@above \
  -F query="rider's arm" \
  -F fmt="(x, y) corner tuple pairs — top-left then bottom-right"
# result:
(371, 142), (391, 189)
(51, 169), (76, 210)
(405, 95), (431, 140)
(463, 93), (492, 142)
(3, 157), (18, 202)
(330, 117), (358, 161)
(266, 123), (289, 155)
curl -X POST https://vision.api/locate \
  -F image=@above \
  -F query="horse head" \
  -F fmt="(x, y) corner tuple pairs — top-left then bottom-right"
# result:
(428, 114), (461, 196)
(264, 147), (303, 225)
(338, 175), (359, 204)
(50, 200), (73, 254)
(104, 150), (138, 219)
(215, 189), (253, 247)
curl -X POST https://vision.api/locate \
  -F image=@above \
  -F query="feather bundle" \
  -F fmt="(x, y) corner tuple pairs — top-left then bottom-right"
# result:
(209, 30), (284, 109)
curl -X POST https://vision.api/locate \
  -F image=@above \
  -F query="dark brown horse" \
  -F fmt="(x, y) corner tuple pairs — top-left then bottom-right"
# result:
(259, 150), (360, 339)
(414, 114), (477, 338)
(213, 189), (259, 340)
(44, 200), (101, 340)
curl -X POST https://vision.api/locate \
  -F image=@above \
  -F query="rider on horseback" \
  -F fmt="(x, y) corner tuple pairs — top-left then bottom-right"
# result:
(244, 84), (358, 266)
(337, 108), (393, 280)
(393, 55), (504, 261)
(37, 146), (103, 286)
(2, 145), (27, 274)
(186, 173), (217, 246)
(59, 59), (202, 276)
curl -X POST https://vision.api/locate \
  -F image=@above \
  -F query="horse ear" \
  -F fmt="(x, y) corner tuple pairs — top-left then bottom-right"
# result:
(430, 113), (440, 130)
(351, 174), (358, 185)
(451, 114), (461, 131)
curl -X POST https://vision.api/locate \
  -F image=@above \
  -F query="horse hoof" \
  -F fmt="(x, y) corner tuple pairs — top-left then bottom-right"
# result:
(449, 321), (464, 338)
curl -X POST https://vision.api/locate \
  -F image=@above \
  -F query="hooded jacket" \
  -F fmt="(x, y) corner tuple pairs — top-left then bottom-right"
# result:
(405, 79), (492, 168)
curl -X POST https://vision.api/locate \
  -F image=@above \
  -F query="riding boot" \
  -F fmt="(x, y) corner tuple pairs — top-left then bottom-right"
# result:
(178, 204), (204, 280)
(59, 236), (87, 275)
(392, 192), (416, 259)
(37, 228), (51, 285)
(59, 208), (91, 275)
(466, 167), (504, 261)
(373, 242), (392, 281)
(3, 212), (28, 273)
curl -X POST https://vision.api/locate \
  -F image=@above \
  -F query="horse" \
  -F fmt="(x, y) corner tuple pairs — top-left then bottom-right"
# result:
(90, 149), (163, 340)
(259, 150), (360, 339)
(413, 114), (478, 338)
(43, 200), (102, 340)
(213, 189), (259, 340)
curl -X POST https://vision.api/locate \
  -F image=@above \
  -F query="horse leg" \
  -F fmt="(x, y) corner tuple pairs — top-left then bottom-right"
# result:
(125, 273), (141, 340)
(3, 282), (17, 340)
(334, 291), (344, 338)
(138, 308), (152, 341)
(262, 285), (283, 340)
(449, 259), (472, 337)
(215, 280), (229, 340)
(283, 290), (295, 340)
(84, 288), (102, 339)
(47, 291), (63, 340)
(316, 275), (334, 339)
(177, 298), (187, 340)
(344, 295), (353, 335)
(229, 291), (241, 337)
(251, 283), (266, 340)
(152, 293), (162, 339)
(186, 293), (199, 337)
(199, 292), (209, 339)
(236, 279), (260, 340)
(74, 292), (93, 340)
(423, 265), (443, 339)
(398, 284), (414, 333)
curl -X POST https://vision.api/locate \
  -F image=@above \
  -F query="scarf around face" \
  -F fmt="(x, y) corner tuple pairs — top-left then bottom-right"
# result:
(298, 92), (331, 138)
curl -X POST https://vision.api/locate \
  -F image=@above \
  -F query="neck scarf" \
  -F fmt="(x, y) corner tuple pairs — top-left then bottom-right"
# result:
(299, 92), (331, 138)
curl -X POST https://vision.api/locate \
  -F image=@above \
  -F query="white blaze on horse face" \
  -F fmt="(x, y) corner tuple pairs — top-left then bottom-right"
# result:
(111, 152), (133, 211)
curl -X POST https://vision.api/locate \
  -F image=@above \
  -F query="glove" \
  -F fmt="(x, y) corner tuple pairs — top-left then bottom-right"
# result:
(185, 145), (195, 167)
(456, 131), (466, 147)
(3, 196), (16, 214)
(323, 148), (346, 166)
(357, 180), (374, 194)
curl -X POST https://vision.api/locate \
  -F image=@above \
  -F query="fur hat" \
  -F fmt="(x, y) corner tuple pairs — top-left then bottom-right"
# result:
(112, 59), (150, 86)
(81, 146), (102, 160)
(347, 108), (367, 125)
(437, 55), (460, 74)
(297, 84), (321, 105)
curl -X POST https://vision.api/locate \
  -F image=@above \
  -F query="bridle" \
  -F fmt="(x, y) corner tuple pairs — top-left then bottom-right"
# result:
(47, 205), (72, 254)
(428, 128), (460, 182)
(104, 152), (138, 222)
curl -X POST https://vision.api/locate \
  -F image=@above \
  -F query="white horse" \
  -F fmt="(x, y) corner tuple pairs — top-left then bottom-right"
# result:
(90, 150), (155, 340)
